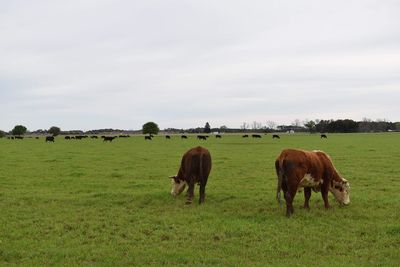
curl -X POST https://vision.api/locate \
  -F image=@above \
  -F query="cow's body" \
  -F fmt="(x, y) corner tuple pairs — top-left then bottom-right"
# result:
(275, 149), (350, 217)
(181, 135), (188, 139)
(273, 134), (280, 139)
(197, 135), (207, 140)
(103, 136), (115, 142)
(170, 146), (212, 204)
(45, 136), (54, 142)
(321, 134), (327, 139)
(215, 135), (222, 138)
(252, 134), (262, 138)
(145, 136), (152, 140)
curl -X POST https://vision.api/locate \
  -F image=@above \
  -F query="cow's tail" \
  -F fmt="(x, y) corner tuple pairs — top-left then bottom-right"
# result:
(199, 152), (204, 184)
(275, 158), (284, 206)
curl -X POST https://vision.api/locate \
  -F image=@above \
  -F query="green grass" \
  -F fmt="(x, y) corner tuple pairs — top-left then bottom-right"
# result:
(1, 133), (399, 266)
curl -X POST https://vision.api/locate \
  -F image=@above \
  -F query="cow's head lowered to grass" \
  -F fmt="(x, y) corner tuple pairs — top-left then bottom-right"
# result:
(330, 178), (350, 205)
(169, 175), (187, 197)
(169, 146), (212, 204)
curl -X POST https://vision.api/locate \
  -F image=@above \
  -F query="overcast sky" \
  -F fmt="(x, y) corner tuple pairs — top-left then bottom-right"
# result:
(1, 0), (399, 131)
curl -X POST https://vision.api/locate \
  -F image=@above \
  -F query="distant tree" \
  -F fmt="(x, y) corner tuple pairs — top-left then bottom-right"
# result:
(292, 119), (301, 127)
(204, 122), (211, 133)
(11, 125), (27, 136)
(240, 122), (249, 132)
(142, 122), (159, 135)
(252, 121), (262, 130)
(266, 120), (277, 130)
(358, 118), (372, 132)
(304, 120), (317, 133)
(0, 130), (5, 138)
(219, 125), (228, 133)
(49, 126), (61, 136)
(396, 122), (400, 131)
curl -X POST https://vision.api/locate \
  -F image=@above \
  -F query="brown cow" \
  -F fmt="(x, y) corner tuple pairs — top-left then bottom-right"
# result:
(170, 146), (212, 204)
(275, 149), (350, 217)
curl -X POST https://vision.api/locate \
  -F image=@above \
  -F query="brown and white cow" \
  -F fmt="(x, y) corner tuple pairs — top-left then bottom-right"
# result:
(170, 146), (212, 204)
(275, 149), (350, 217)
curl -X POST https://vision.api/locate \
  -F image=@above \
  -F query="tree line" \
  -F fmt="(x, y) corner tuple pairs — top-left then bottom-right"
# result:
(1, 119), (399, 138)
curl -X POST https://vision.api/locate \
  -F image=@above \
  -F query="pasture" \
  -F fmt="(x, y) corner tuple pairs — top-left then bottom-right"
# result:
(0, 133), (399, 266)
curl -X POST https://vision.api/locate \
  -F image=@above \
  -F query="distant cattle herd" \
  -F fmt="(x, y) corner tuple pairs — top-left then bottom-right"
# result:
(4, 133), (330, 142)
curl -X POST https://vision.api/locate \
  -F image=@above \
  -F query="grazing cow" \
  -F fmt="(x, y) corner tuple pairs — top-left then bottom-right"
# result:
(145, 136), (152, 140)
(35, 137), (39, 139)
(242, 134), (249, 138)
(103, 136), (115, 142)
(14, 136), (23, 140)
(252, 134), (262, 138)
(321, 134), (328, 139)
(215, 135), (222, 138)
(272, 134), (280, 139)
(170, 146), (212, 204)
(165, 135), (171, 139)
(45, 136), (55, 142)
(197, 135), (207, 140)
(275, 149), (350, 217)
(181, 135), (188, 139)
(65, 136), (71, 140)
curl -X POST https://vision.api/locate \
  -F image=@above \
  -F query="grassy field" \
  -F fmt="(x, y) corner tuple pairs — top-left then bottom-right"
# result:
(1, 133), (399, 266)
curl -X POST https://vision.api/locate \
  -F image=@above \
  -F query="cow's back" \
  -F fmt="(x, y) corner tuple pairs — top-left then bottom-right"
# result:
(277, 149), (326, 183)
(181, 146), (211, 182)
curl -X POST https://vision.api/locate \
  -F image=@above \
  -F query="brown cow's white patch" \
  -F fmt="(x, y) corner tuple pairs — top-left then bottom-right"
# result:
(299, 173), (322, 188)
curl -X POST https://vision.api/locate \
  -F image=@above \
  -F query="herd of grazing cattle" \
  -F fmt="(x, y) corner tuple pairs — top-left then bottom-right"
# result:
(5, 133), (330, 142)
(4, 133), (344, 217)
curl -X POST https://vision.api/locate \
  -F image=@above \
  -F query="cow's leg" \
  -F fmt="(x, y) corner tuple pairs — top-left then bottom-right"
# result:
(321, 183), (330, 209)
(281, 181), (291, 217)
(303, 187), (311, 210)
(199, 178), (208, 204)
(284, 183), (297, 217)
(185, 177), (195, 204)
(199, 183), (205, 204)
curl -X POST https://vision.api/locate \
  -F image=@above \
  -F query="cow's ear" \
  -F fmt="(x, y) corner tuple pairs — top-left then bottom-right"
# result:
(169, 175), (179, 183)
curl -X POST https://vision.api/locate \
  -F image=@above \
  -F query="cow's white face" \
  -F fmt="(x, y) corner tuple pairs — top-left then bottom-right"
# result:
(331, 178), (350, 205)
(170, 176), (187, 197)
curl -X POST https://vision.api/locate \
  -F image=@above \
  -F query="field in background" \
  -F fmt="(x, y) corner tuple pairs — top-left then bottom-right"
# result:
(1, 133), (399, 266)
